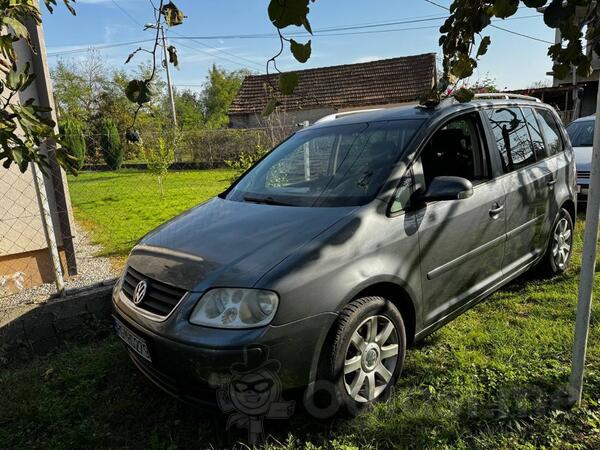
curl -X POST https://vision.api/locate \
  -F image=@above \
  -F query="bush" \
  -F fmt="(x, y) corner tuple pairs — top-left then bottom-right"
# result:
(142, 132), (178, 198)
(225, 144), (267, 180)
(177, 129), (274, 165)
(99, 119), (123, 170)
(60, 119), (87, 170)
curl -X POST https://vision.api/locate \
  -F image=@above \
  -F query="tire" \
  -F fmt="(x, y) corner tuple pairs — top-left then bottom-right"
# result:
(539, 207), (574, 276)
(326, 296), (406, 414)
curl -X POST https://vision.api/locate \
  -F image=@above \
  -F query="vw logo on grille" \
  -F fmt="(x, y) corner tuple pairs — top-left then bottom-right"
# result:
(133, 280), (148, 305)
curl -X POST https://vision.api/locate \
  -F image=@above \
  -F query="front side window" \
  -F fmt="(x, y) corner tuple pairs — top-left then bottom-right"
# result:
(390, 169), (415, 214)
(567, 120), (595, 147)
(486, 107), (536, 172)
(226, 120), (423, 207)
(420, 114), (490, 185)
(537, 109), (564, 154)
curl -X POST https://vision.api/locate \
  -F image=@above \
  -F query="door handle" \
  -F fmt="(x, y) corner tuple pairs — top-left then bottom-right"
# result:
(547, 178), (557, 187)
(489, 204), (504, 217)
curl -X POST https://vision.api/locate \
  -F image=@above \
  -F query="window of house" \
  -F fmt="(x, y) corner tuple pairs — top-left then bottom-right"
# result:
(486, 107), (536, 172)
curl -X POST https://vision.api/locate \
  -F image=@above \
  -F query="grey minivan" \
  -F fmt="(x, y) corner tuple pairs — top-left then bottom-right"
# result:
(112, 96), (576, 411)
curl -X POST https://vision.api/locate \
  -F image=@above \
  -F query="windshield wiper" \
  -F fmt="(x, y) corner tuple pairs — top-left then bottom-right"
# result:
(243, 195), (294, 206)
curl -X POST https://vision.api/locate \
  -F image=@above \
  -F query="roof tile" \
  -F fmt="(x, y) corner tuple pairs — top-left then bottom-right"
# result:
(229, 53), (436, 114)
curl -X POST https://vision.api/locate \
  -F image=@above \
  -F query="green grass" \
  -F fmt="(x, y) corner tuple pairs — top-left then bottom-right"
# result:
(2, 216), (600, 449)
(67, 169), (235, 258)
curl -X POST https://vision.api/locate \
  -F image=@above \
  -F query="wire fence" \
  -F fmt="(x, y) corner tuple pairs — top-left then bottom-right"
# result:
(0, 126), (296, 305)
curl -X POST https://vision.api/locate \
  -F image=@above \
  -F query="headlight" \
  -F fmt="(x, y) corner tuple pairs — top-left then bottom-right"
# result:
(189, 288), (279, 328)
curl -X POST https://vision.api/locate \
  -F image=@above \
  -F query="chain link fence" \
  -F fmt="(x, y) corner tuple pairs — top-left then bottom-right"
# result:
(0, 126), (296, 306)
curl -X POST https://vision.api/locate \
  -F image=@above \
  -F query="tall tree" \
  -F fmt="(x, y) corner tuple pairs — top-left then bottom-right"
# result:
(202, 65), (251, 129)
(173, 88), (205, 130)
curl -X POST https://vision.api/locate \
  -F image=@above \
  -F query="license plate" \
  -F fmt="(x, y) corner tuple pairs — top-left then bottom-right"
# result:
(114, 317), (152, 362)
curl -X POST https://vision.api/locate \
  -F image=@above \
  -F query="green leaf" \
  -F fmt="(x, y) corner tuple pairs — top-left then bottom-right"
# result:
(167, 45), (179, 67)
(453, 87), (475, 103)
(492, 0), (519, 18)
(268, 0), (311, 30)
(161, 2), (185, 27)
(450, 56), (476, 79)
(290, 39), (311, 63)
(476, 36), (491, 58)
(552, 63), (570, 80)
(576, 56), (592, 78)
(262, 97), (280, 116)
(544, 0), (576, 28)
(522, 0), (546, 8)
(2, 17), (29, 41)
(125, 79), (153, 105)
(279, 72), (299, 95)
(6, 65), (21, 91)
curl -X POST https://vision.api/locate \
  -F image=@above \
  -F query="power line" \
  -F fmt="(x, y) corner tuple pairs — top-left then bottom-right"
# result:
(167, 29), (264, 70)
(110, 0), (144, 28)
(47, 39), (154, 57)
(109, 0), (263, 70)
(170, 15), (539, 40)
(45, 8), (546, 59)
(173, 40), (260, 70)
(422, 0), (554, 45)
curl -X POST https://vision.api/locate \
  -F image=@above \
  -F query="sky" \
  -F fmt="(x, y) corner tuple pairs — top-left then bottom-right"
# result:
(41, 0), (558, 92)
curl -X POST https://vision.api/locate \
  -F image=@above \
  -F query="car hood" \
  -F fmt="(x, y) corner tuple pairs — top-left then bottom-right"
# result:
(574, 146), (593, 171)
(127, 197), (356, 291)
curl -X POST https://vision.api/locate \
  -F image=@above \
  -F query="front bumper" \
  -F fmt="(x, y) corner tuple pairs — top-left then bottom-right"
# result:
(112, 289), (337, 403)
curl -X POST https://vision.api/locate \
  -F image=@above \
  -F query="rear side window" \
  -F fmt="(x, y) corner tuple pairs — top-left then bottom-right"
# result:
(522, 107), (547, 160)
(567, 120), (594, 147)
(486, 107), (536, 172)
(537, 109), (564, 155)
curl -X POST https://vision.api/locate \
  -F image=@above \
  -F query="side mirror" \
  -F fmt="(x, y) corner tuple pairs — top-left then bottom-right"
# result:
(418, 176), (473, 202)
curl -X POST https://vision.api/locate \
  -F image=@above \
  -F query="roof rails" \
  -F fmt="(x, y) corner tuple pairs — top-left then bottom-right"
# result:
(314, 108), (384, 124)
(473, 93), (542, 103)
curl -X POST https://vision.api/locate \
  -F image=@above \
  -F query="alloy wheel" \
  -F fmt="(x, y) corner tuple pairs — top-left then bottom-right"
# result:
(343, 315), (399, 403)
(552, 217), (572, 270)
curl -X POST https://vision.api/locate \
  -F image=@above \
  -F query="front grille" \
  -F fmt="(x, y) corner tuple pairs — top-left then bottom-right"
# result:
(121, 266), (187, 317)
(578, 170), (590, 179)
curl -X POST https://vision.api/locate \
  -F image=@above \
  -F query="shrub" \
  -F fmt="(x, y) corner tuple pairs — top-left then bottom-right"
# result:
(60, 119), (86, 170)
(99, 119), (123, 170)
(142, 132), (179, 199)
(225, 144), (268, 180)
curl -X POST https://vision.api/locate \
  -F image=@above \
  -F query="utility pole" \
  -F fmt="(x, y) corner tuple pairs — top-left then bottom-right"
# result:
(569, 83), (600, 405)
(145, 23), (178, 128)
(161, 26), (178, 128)
(572, 65), (581, 121)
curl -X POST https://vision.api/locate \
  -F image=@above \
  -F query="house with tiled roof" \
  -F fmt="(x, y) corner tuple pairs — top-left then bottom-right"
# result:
(228, 53), (437, 129)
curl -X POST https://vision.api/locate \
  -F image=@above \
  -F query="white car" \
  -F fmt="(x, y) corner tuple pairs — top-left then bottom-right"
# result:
(566, 115), (595, 201)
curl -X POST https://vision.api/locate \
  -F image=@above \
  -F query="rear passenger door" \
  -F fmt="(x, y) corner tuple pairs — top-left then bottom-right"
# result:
(484, 107), (554, 274)
(536, 107), (571, 219)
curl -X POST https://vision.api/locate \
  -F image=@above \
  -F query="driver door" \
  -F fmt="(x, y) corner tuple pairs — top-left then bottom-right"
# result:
(414, 112), (506, 327)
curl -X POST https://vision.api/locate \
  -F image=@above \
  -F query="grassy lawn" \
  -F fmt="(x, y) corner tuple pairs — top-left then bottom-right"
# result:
(67, 169), (235, 258)
(2, 216), (600, 449)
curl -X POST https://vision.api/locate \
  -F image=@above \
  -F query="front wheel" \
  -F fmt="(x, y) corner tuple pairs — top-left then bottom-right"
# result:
(539, 208), (574, 276)
(326, 296), (406, 413)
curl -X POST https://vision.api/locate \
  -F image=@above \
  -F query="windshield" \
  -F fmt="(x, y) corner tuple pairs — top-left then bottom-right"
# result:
(226, 119), (423, 207)
(567, 120), (595, 147)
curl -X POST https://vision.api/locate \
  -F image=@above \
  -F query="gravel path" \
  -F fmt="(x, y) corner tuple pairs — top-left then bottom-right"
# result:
(0, 221), (119, 309)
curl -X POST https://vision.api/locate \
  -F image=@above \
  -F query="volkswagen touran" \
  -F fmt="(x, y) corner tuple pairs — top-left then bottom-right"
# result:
(112, 95), (576, 412)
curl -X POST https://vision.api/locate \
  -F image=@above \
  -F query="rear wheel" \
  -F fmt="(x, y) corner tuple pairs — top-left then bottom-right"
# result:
(539, 208), (574, 276)
(327, 296), (406, 413)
